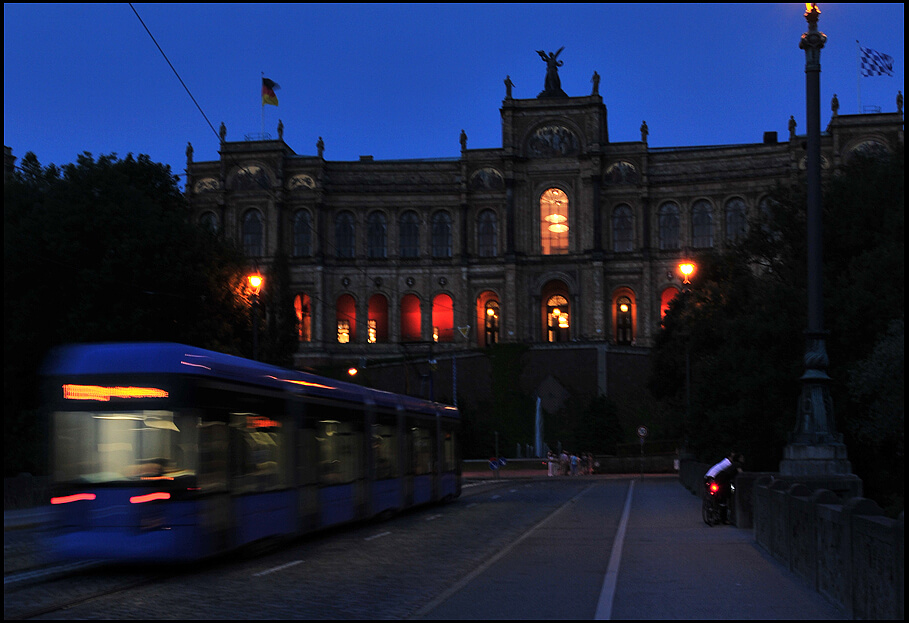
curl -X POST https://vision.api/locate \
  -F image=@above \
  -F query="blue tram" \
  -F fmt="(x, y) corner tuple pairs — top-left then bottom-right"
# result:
(42, 342), (461, 563)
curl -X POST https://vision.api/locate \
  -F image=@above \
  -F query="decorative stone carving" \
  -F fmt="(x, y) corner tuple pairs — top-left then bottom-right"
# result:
(194, 177), (220, 193)
(469, 167), (504, 190)
(288, 173), (316, 190)
(526, 124), (579, 157)
(604, 161), (639, 185)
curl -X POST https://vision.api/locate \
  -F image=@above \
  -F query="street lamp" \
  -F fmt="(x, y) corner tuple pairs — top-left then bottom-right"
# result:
(677, 261), (696, 457)
(780, 4), (854, 483)
(248, 273), (263, 361)
(679, 262), (695, 285)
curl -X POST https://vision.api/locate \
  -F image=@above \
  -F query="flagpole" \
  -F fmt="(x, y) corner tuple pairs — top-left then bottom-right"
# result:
(856, 40), (862, 113)
(261, 72), (265, 135)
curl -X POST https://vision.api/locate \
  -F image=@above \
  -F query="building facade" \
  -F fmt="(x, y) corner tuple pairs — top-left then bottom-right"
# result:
(185, 79), (903, 405)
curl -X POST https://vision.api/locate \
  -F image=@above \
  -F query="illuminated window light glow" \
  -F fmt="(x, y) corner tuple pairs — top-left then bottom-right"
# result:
(130, 492), (171, 504)
(63, 385), (169, 401)
(50, 493), (97, 505)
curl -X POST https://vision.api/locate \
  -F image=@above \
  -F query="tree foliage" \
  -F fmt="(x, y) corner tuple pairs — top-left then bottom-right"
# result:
(4, 152), (253, 475)
(648, 152), (903, 512)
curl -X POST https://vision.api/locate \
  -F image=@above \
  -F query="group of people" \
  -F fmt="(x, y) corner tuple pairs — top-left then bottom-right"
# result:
(546, 450), (596, 476)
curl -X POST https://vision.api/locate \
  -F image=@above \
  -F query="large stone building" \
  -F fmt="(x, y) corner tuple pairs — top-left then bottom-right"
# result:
(184, 66), (903, 415)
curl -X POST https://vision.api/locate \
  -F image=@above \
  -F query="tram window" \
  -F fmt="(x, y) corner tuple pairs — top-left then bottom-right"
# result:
(297, 424), (319, 486)
(198, 419), (228, 492)
(229, 410), (288, 494)
(411, 425), (433, 476)
(372, 421), (399, 480)
(316, 416), (363, 485)
(51, 410), (198, 484)
(442, 430), (457, 472)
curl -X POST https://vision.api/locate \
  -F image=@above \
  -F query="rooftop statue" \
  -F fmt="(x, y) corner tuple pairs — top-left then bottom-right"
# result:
(537, 47), (567, 98)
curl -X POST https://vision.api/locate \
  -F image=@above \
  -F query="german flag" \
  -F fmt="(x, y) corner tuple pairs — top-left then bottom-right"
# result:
(262, 77), (279, 106)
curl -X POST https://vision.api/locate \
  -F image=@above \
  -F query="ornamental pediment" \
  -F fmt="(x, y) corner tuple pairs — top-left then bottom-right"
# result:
(288, 173), (316, 190)
(194, 177), (220, 193)
(526, 124), (580, 157)
(469, 167), (504, 190)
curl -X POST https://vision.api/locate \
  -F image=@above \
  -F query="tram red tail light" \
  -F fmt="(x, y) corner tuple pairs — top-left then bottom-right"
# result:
(709, 482), (720, 494)
(129, 492), (171, 504)
(50, 493), (97, 505)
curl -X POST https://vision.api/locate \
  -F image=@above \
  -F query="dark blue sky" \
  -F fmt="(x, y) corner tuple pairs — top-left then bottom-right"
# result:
(4, 3), (903, 187)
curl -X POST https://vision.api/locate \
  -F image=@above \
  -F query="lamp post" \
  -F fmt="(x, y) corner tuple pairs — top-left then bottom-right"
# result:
(779, 5), (855, 486)
(248, 273), (263, 361)
(678, 261), (696, 456)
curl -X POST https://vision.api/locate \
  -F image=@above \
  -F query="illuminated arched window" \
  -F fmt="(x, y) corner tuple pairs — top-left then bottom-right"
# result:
(484, 300), (500, 346)
(432, 293), (453, 342)
(368, 293), (388, 343)
(540, 188), (569, 255)
(616, 296), (634, 345)
(336, 294), (356, 343)
(242, 209), (264, 257)
(660, 288), (680, 323)
(294, 293), (312, 342)
(546, 295), (570, 342)
(401, 294), (422, 341)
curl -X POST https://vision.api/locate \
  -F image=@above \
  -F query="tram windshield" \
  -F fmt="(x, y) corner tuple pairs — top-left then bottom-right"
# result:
(52, 410), (197, 484)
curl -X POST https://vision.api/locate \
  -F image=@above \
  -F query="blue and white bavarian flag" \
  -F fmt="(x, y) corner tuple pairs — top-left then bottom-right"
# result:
(859, 46), (894, 77)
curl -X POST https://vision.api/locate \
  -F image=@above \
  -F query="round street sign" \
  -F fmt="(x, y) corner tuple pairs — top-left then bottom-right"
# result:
(637, 425), (649, 439)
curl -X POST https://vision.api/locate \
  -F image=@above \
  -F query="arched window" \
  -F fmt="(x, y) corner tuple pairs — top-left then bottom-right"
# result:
(294, 293), (312, 342)
(612, 204), (634, 253)
(691, 200), (714, 249)
(336, 294), (356, 343)
(660, 287), (680, 322)
(616, 296), (634, 345)
(367, 211), (387, 259)
(477, 209), (498, 257)
(400, 294), (422, 341)
(725, 197), (747, 243)
(335, 211), (355, 258)
(242, 209), (264, 257)
(546, 295), (570, 342)
(431, 211), (452, 258)
(368, 293), (388, 343)
(540, 188), (569, 255)
(293, 210), (312, 257)
(476, 290), (499, 348)
(200, 211), (219, 234)
(658, 202), (680, 250)
(432, 293), (453, 342)
(400, 211), (420, 258)
(484, 300), (500, 346)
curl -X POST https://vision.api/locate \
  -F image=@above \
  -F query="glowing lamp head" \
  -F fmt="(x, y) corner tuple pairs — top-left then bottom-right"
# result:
(347, 366), (358, 377)
(679, 262), (695, 284)
(248, 274), (263, 295)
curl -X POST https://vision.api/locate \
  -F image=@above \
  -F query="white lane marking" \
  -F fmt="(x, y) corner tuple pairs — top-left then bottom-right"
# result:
(595, 479), (635, 620)
(364, 531), (392, 541)
(411, 483), (595, 619)
(252, 559), (303, 577)
(425, 514), (442, 521)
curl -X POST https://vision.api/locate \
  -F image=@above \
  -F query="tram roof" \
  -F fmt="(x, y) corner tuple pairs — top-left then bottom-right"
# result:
(43, 342), (458, 418)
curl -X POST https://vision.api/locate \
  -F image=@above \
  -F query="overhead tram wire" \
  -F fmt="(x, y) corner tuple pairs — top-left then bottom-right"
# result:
(128, 4), (470, 355)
